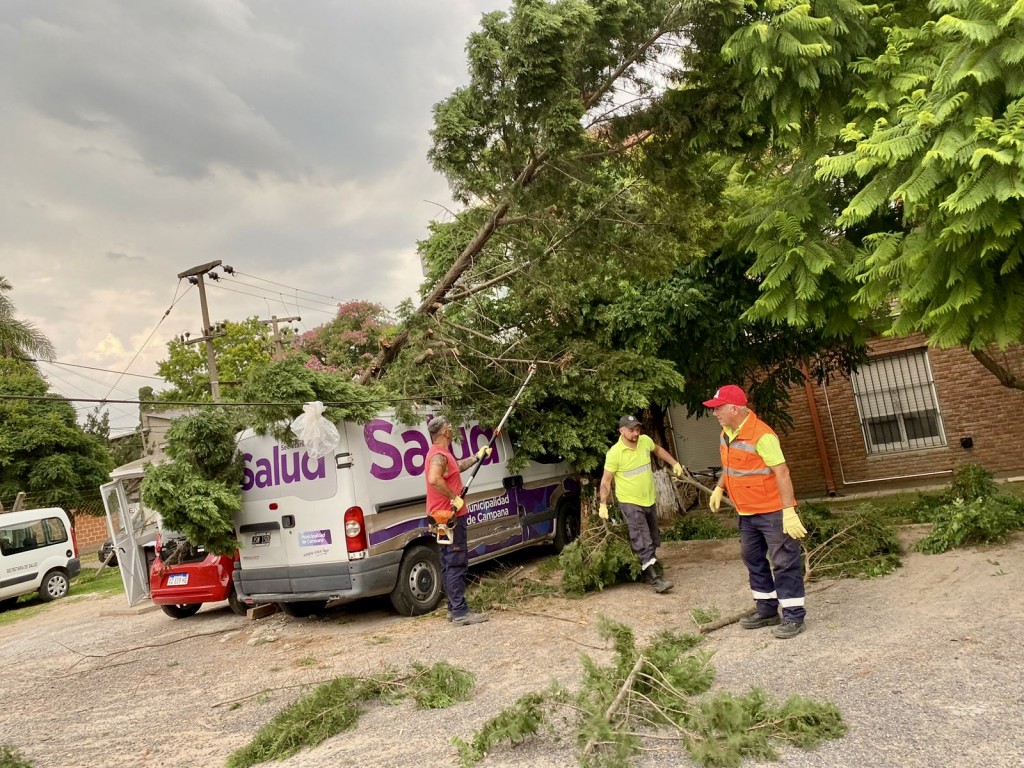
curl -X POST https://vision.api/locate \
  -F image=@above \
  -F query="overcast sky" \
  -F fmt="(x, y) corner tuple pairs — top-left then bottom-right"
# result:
(1, 0), (499, 432)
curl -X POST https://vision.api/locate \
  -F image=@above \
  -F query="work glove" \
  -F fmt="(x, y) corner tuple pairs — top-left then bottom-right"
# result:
(475, 445), (492, 462)
(709, 486), (724, 513)
(782, 506), (807, 539)
(451, 496), (465, 512)
(598, 503), (609, 520)
(672, 463), (685, 479)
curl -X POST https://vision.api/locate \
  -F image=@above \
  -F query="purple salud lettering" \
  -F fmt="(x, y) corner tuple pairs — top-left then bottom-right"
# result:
(242, 447), (326, 490)
(401, 429), (429, 477)
(365, 419), (403, 481)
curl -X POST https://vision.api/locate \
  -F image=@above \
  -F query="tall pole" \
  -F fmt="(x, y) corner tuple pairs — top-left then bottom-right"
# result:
(259, 315), (301, 361)
(177, 260), (223, 402)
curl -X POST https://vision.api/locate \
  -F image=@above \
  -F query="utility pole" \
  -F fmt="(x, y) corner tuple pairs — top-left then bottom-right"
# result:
(259, 315), (302, 361)
(177, 260), (223, 402)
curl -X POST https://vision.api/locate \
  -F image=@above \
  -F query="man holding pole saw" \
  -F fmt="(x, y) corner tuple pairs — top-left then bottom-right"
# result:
(425, 364), (537, 626)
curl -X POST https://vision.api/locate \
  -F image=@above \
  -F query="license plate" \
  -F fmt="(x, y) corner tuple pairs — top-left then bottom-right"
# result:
(251, 533), (271, 546)
(167, 573), (188, 586)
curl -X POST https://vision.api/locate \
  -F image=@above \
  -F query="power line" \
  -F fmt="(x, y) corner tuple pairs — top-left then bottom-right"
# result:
(99, 281), (194, 404)
(206, 281), (337, 317)
(224, 267), (350, 306)
(0, 393), (442, 408)
(34, 360), (164, 381)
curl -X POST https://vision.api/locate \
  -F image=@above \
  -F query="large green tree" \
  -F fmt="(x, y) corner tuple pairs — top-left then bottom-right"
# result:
(670, 0), (1024, 389)
(156, 317), (286, 401)
(0, 359), (113, 510)
(370, 0), (868, 469)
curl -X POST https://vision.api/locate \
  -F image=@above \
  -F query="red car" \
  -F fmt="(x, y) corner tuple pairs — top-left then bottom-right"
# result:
(149, 535), (245, 618)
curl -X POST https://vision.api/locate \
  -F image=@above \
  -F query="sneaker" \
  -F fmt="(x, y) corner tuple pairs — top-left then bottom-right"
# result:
(739, 611), (781, 630)
(451, 611), (489, 626)
(773, 620), (806, 639)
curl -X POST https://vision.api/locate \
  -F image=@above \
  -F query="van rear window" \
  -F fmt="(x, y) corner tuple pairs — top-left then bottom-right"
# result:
(0, 517), (68, 556)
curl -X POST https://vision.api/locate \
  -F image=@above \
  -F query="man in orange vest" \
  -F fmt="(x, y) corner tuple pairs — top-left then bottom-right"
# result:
(704, 385), (809, 639)
(426, 415), (491, 626)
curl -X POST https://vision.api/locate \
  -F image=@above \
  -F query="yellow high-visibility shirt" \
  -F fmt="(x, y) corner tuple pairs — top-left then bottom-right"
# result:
(604, 434), (657, 506)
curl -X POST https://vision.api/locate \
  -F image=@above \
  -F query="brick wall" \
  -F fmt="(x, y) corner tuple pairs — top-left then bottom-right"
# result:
(69, 513), (110, 554)
(779, 336), (1024, 499)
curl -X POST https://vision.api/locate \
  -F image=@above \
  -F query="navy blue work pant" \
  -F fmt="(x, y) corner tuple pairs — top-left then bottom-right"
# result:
(619, 501), (660, 568)
(441, 514), (469, 618)
(738, 511), (806, 624)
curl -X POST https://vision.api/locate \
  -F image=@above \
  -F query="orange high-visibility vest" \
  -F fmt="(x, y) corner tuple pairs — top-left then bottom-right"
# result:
(719, 411), (784, 515)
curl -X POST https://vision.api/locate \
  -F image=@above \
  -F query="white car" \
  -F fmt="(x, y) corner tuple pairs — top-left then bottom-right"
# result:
(0, 507), (81, 609)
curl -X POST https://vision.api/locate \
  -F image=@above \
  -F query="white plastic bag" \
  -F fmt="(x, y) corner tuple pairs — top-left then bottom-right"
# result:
(289, 401), (340, 460)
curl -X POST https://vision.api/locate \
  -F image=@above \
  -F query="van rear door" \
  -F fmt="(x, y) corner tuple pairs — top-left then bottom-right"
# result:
(235, 431), (354, 598)
(100, 481), (149, 606)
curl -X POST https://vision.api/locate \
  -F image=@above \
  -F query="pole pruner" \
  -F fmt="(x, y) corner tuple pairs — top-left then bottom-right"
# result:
(433, 363), (538, 545)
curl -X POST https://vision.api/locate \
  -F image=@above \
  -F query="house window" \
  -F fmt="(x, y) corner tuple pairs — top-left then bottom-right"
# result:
(851, 349), (946, 454)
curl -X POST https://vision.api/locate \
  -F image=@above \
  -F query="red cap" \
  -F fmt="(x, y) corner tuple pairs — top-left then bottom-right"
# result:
(703, 384), (747, 408)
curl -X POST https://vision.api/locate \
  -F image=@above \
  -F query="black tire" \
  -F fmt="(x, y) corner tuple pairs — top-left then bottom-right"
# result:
(38, 569), (70, 602)
(0, 596), (19, 612)
(553, 497), (581, 553)
(227, 588), (248, 617)
(389, 543), (443, 616)
(161, 603), (202, 619)
(278, 600), (328, 618)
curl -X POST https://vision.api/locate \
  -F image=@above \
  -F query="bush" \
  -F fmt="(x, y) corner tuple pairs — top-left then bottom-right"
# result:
(800, 503), (902, 580)
(916, 495), (1024, 554)
(663, 513), (738, 541)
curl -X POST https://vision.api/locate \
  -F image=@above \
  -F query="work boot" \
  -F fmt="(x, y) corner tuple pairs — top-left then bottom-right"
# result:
(643, 566), (673, 593)
(739, 611), (781, 629)
(773, 620), (806, 639)
(452, 611), (489, 626)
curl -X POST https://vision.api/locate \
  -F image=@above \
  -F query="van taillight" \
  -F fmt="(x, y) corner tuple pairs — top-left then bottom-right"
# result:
(344, 506), (368, 554)
(70, 526), (79, 557)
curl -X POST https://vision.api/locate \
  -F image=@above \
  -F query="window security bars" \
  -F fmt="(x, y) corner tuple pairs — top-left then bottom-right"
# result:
(850, 349), (947, 455)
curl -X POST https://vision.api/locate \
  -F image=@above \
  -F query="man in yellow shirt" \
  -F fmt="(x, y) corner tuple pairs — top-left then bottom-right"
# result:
(599, 415), (685, 593)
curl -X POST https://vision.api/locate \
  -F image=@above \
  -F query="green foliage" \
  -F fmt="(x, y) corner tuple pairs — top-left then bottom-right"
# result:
(0, 359), (113, 510)
(690, 605), (721, 626)
(454, 617), (845, 767)
(466, 566), (560, 614)
(140, 410), (242, 555)
(947, 462), (998, 501)
(915, 471), (1024, 553)
(558, 521), (641, 595)
(228, 662), (475, 768)
(800, 503), (903, 580)
(407, 661), (476, 709)
(156, 317), (284, 402)
(0, 744), (33, 768)
(0, 275), (55, 363)
(664, 512), (738, 542)
(915, 496), (1024, 554)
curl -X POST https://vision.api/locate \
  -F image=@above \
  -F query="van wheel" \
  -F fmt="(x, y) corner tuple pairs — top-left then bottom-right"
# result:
(389, 544), (442, 616)
(227, 588), (248, 616)
(161, 604), (202, 619)
(553, 498), (581, 553)
(278, 600), (328, 618)
(38, 569), (70, 602)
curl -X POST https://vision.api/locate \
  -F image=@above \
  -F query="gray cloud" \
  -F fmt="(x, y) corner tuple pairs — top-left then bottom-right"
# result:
(0, 0), (499, 430)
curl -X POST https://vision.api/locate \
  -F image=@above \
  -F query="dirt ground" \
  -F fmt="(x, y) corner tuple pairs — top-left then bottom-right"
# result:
(1, 529), (1022, 768)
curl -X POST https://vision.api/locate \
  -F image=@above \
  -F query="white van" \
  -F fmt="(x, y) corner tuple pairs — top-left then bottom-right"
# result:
(233, 413), (580, 617)
(0, 507), (81, 610)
